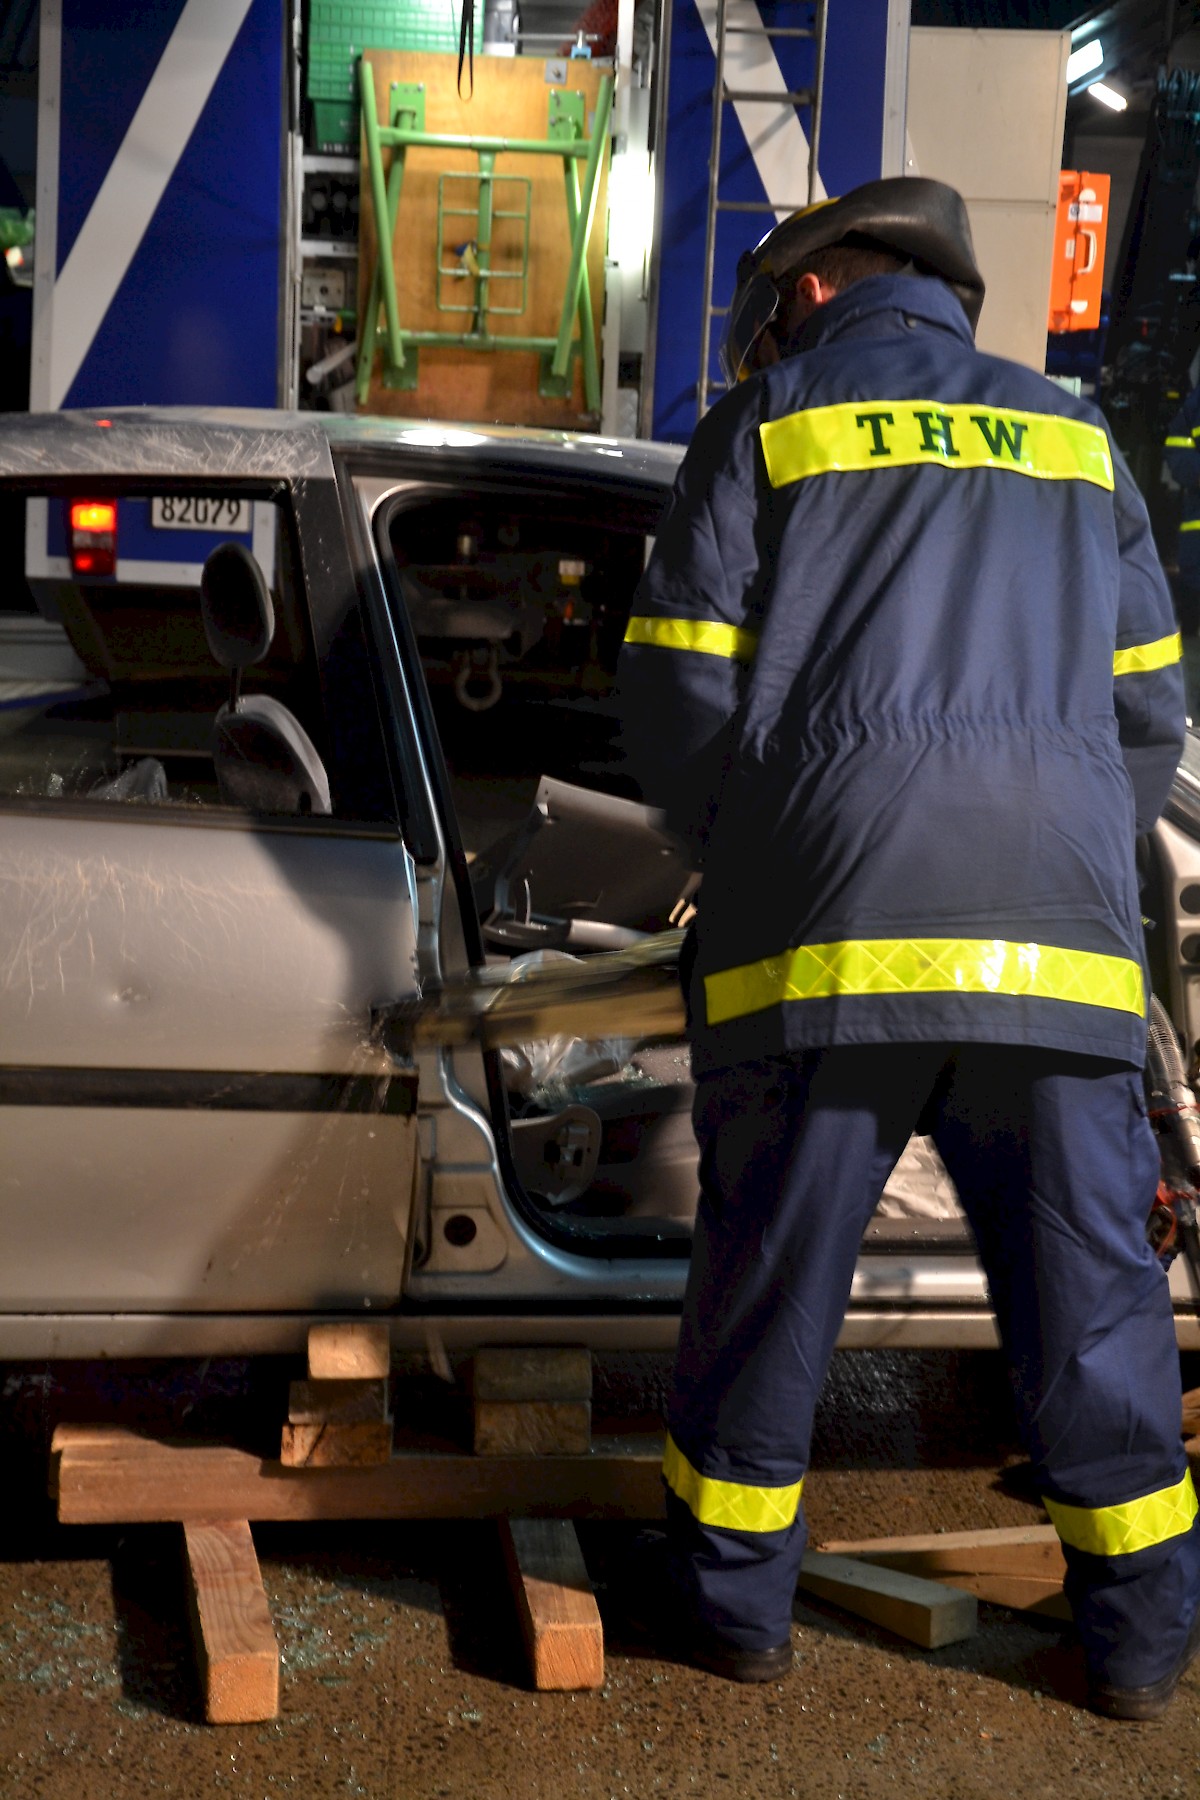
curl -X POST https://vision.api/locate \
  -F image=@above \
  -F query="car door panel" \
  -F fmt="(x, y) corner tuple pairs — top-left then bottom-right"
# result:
(0, 808), (420, 1312)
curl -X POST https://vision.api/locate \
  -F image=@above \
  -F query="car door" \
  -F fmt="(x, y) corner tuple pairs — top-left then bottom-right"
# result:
(0, 446), (422, 1335)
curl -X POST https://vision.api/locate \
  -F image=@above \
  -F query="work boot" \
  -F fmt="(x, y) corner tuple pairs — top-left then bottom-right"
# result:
(606, 1531), (793, 1683)
(1087, 1606), (1200, 1721)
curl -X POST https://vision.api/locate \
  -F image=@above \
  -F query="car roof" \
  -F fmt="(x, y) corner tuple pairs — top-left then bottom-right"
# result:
(0, 407), (684, 486)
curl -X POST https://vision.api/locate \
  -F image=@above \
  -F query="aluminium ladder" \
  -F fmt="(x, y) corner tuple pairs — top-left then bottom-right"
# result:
(697, 0), (828, 418)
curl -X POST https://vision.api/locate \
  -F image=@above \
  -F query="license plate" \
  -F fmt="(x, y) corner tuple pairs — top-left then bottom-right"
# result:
(149, 496), (251, 532)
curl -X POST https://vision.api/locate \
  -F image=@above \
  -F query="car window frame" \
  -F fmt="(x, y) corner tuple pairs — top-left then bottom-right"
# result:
(0, 472), (401, 836)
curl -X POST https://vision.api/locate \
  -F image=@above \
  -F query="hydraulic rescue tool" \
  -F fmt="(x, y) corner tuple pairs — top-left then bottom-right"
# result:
(1146, 994), (1200, 1283)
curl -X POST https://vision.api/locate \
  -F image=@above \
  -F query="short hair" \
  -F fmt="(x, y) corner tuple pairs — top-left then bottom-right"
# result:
(789, 237), (907, 293)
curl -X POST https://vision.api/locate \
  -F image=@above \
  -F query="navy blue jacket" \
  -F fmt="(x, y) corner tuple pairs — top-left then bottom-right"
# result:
(1165, 383), (1200, 586)
(618, 275), (1186, 1073)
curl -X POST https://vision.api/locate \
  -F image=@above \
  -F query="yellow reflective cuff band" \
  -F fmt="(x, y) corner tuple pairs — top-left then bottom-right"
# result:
(1114, 632), (1183, 676)
(704, 937), (1145, 1027)
(1166, 436), (1194, 448)
(662, 1434), (803, 1534)
(1044, 1471), (1198, 1559)
(1181, 520), (1200, 532)
(623, 615), (758, 661)
(760, 401), (1114, 492)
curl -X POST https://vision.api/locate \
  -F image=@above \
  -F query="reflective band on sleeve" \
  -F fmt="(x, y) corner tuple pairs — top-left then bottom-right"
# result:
(1166, 436), (1195, 448)
(1114, 632), (1183, 676)
(1044, 1471), (1198, 1558)
(662, 1433), (803, 1534)
(760, 401), (1114, 492)
(623, 615), (758, 661)
(1181, 520), (1200, 532)
(704, 937), (1145, 1027)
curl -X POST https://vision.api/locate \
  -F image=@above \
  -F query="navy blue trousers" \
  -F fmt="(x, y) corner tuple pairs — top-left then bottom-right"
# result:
(666, 1044), (1200, 1686)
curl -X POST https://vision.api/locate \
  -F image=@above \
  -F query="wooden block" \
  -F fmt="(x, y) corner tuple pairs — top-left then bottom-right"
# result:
(818, 1524), (1069, 1619)
(501, 1518), (604, 1690)
(474, 1348), (592, 1403)
(307, 1322), (390, 1381)
(183, 1519), (279, 1724)
(474, 1400), (591, 1457)
(51, 1423), (666, 1523)
(287, 1379), (391, 1426)
(280, 1418), (394, 1468)
(796, 1551), (977, 1649)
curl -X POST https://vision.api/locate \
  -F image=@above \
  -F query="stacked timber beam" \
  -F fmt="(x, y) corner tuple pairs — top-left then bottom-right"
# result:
(474, 1348), (605, 1690)
(281, 1321), (393, 1467)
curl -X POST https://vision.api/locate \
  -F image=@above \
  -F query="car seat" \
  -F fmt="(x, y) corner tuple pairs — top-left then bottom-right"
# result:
(199, 541), (331, 816)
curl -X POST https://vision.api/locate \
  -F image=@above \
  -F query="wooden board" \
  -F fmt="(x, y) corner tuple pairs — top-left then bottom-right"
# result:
(287, 1378), (391, 1425)
(51, 1424), (666, 1524)
(501, 1518), (604, 1690)
(280, 1418), (395, 1468)
(183, 1520), (279, 1724)
(818, 1524), (1070, 1621)
(357, 50), (610, 428)
(474, 1347), (592, 1403)
(796, 1551), (978, 1650)
(474, 1399), (591, 1456)
(307, 1322), (390, 1381)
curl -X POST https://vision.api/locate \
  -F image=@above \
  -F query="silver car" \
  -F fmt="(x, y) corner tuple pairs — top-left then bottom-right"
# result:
(3, 407), (1198, 1364)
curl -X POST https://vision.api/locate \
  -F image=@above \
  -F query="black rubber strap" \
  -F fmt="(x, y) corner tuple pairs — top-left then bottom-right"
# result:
(458, 0), (475, 98)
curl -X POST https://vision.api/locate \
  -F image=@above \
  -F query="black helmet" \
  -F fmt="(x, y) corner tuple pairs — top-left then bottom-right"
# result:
(719, 176), (985, 384)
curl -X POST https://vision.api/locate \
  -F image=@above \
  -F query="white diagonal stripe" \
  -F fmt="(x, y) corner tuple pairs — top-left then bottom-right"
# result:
(48, 0), (254, 410)
(694, 0), (826, 223)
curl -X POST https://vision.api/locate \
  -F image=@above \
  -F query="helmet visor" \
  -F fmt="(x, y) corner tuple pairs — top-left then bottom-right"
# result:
(719, 270), (781, 386)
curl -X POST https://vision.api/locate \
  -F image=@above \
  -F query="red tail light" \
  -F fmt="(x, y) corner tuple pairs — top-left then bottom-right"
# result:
(68, 498), (117, 577)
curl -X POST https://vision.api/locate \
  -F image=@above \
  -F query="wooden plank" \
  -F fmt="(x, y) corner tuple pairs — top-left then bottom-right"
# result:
(182, 1520), (279, 1725)
(51, 1424), (666, 1524)
(280, 1419), (394, 1468)
(358, 50), (609, 428)
(820, 1523), (1064, 1575)
(474, 1399), (591, 1457)
(501, 1518), (604, 1690)
(287, 1378), (391, 1425)
(474, 1347), (592, 1403)
(818, 1524), (1069, 1618)
(796, 1551), (977, 1649)
(307, 1322), (390, 1381)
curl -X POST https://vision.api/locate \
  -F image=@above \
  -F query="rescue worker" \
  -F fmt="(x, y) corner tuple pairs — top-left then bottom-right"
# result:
(615, 177), (1199, 1719)
(1164, 379), (1200, 637)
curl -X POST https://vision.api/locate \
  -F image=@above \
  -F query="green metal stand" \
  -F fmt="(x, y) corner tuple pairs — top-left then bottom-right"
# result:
(355, 60), (612, 411)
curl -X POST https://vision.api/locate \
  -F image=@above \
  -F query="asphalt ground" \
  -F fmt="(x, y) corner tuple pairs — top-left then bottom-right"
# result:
(2, 1349), (1199, 1799)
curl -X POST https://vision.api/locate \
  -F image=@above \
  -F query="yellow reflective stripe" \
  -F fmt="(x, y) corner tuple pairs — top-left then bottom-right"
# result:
(623, 614), (758, 661)
(704, 937), (1145, 1027)
(662, 1433), (803, 1534)
(1114, 632), (1183, 676)
(1181, 520), (1200, 532)
(1044, 1472), (1198, 1558)
(760, 401), (1114, 492)
(1165, 436), (1195, 447)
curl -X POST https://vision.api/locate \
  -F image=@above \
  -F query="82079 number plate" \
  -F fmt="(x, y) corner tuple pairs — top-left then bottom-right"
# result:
(149, 496), (251, 532)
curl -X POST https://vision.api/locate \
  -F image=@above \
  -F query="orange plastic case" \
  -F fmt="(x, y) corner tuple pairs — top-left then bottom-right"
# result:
(1048, 171), (1110, 333)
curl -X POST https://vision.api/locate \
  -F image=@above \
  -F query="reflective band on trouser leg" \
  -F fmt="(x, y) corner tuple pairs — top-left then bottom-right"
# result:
(1182, 520), (1200, 532)
(760, 401), (1114, 491)
(662, 1433), (803, 1533)
(704, 937), (1145, 1027)
(1113, 632), (1183, 676)
(1045, 1472), (1199, 1558)
(1165, 436), (1195, 448)
(623, 615), (758, 661)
